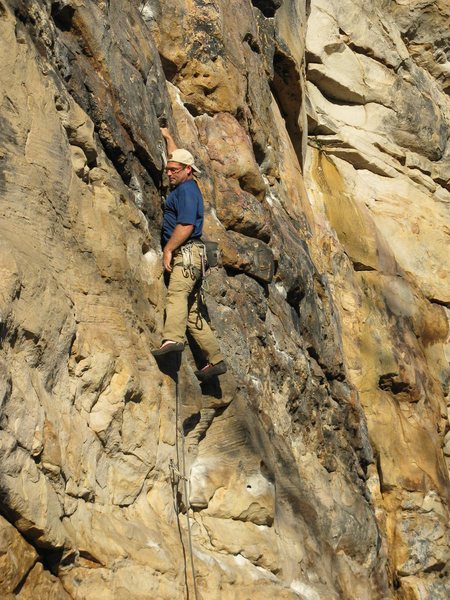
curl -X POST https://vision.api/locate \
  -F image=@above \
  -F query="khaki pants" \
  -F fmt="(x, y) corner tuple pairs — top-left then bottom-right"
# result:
(162, 244), (223, 365)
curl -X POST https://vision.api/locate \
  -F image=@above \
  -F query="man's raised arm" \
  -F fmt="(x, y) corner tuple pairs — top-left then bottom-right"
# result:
(160, 127), (178, 155)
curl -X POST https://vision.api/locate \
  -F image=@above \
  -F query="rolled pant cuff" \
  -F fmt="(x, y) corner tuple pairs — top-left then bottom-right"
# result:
(208, 352), (224, 365)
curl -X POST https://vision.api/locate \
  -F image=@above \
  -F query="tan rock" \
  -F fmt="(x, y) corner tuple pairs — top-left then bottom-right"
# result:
(16, 563), (71, 600)
(58, 96), (97, 164)
(202, 468), (275, 526)
(201, 515), (279, 571)
(61, 565), (184, 600)
(0, 429), (68, 549)
(214, 178), (271, 241)
(177, 56), (247, 115)
(386, 0), (450, 94)
(69, 145), (88, 179)
(0, 515), (36, 595)
(197, 112), (266, 197)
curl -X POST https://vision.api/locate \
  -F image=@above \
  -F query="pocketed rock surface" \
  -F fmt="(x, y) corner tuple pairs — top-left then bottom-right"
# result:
(0, 1), (449, 599)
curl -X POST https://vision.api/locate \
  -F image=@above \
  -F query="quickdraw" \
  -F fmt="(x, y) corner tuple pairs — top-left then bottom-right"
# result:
(180, 241), (207, 280)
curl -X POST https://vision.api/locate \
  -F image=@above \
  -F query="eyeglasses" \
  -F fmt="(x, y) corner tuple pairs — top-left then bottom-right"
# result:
(165, 166), (186, 174)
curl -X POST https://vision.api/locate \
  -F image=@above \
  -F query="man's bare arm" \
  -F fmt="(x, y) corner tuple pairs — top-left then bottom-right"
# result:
(163, 224), (194, 272)
(160, 127), (178, 155)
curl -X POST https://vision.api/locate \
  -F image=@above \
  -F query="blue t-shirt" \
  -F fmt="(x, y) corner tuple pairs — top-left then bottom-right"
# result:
(161, 179), (204, 245)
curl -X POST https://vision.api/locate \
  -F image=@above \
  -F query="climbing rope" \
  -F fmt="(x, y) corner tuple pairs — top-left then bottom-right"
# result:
(169, 354), (200, 600)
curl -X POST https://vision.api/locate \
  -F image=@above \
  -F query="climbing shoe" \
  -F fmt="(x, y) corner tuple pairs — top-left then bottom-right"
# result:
(195, 360), (227, 381)
(152, 341), (184, 356)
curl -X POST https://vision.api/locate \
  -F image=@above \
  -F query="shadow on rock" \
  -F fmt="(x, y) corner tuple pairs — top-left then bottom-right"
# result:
(199, 376), (223, 399)
(152, 352), (182, 383)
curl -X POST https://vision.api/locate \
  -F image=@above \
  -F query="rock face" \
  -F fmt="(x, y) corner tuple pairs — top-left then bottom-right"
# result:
(0, 1), (448, 599)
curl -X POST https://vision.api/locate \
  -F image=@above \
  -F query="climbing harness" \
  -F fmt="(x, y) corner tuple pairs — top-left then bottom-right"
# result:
(180, 241), (203, 280)
(179, 240), (220, 328)
(180, 238), (221, 286)
(169, 354), (200, 600)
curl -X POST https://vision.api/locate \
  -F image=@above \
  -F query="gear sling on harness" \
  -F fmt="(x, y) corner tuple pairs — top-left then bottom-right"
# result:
(180, 240), (205, 279)
(180, 238), (220, 291)
(180, 239), (219, 275)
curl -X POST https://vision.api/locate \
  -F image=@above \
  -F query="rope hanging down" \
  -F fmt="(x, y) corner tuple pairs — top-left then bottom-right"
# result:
(169, 354), (199, 600)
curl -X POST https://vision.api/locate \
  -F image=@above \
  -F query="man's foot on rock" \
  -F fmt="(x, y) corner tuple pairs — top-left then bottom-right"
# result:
(195, 360), (227, 381)
(152, 340), (184, 356)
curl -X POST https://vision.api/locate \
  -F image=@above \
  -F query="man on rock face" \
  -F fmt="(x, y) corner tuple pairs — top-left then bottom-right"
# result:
(152, 128), (227, 381)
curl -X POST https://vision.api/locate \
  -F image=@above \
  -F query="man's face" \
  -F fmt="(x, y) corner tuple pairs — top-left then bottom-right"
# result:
(165, 161), (191, 187)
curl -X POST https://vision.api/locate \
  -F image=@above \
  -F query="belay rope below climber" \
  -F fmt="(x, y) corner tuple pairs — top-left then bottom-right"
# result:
(169, 355), (200, 600)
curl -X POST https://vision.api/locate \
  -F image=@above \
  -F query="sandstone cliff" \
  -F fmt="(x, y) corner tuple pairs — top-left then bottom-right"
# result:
(0, 1), (449, 599)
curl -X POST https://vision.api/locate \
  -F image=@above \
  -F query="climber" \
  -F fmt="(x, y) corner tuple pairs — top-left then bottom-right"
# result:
(152, 127), (227, 381)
